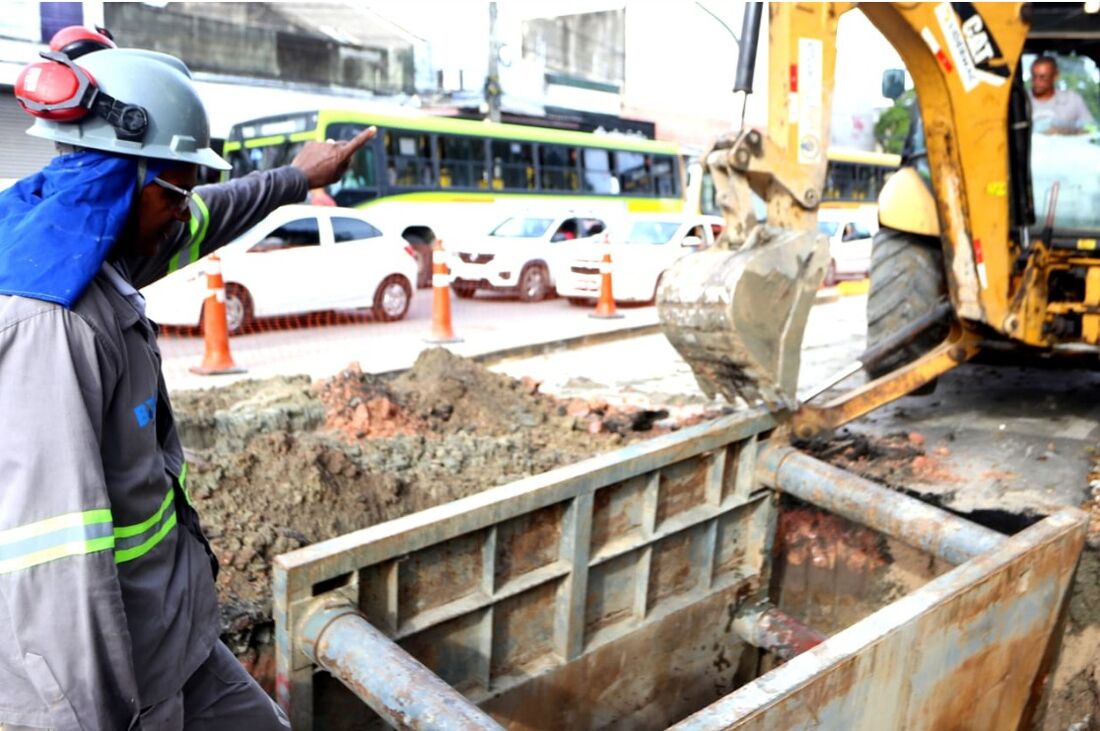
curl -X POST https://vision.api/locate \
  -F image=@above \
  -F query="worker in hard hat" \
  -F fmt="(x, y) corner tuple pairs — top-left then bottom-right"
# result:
(0, 30), (375, 730)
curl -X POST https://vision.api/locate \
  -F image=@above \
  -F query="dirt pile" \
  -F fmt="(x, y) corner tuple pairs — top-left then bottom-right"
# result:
(173, 348), (700, 686)
(802, 429), (962, 486)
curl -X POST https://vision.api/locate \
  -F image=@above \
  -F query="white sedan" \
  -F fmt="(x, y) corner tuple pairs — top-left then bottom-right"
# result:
(557, 214), (724, 304)
(142, 205), (419, 334)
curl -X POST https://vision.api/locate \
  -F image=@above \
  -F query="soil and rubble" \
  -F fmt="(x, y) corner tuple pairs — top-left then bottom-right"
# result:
(171, 348), (723, 688)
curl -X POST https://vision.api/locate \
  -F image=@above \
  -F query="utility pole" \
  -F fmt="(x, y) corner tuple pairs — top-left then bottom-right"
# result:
(486, 1), (502, 123)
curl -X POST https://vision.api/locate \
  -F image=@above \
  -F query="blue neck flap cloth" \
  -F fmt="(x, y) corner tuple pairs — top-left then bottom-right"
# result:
(0, 150), (168, 308)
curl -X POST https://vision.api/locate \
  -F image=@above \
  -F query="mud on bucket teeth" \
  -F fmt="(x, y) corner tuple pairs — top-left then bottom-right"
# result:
(657, 225), (829, 411)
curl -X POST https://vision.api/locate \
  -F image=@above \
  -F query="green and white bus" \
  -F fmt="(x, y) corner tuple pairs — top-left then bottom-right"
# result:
(223, 109), (686, 286)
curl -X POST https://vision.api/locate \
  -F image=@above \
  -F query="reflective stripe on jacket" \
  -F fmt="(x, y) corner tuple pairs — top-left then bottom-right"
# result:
(0, 167), (307, 730)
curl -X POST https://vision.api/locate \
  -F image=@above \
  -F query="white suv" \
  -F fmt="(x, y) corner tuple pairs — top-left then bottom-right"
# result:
(449, 213), (608, 301)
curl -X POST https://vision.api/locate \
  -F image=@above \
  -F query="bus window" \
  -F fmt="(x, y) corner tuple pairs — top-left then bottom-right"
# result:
(616, 151), (652, 194)
(539, 144), (579, 191)
(582, 148), (613, 194)
(437, 135), (487, 189)
(386, 131), (434, 187)
(491, 140), (535, 190)
(652, 155), (678, 196)
(233, 140), (304, 178)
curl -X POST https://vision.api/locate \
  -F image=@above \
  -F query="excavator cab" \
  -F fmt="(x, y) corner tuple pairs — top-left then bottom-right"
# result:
(659, 2), (1100, 439)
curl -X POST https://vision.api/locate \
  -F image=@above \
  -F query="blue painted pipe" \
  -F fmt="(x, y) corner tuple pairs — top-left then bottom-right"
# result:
(300, 602), (503, 731)
(758, 442), (1005, 565)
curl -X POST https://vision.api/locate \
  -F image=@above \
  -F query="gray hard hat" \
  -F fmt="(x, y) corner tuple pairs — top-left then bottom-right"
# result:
(25, 48), (230, 171)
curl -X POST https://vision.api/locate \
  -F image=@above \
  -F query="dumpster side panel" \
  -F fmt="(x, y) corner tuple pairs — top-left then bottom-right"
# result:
(671, 510), (1086, 730)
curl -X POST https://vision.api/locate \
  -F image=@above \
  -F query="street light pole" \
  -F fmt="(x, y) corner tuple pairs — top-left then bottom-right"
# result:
(486, 1), (502, 123)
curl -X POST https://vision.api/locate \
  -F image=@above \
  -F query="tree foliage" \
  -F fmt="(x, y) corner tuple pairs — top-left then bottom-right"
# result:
(874, 89), (916, 155)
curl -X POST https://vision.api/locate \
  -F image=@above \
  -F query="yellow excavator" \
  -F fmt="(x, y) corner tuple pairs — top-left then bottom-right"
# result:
(660, 2), (1100, 439)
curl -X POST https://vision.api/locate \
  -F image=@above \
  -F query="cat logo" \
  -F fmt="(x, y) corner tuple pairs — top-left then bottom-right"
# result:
(935, 2), (1010, 92)
(953, 3), (1010, 81)
(961, 13), (996, 65)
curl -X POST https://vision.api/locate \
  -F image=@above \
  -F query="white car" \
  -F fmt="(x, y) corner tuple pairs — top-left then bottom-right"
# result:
(449, 212), (609, 301)
(142, 205), (418, 334)
(817, 211), (876, 285)
(557, 214), (725, 304)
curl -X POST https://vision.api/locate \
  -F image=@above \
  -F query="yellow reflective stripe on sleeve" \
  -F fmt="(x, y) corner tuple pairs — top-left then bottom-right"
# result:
(178, 463), (194, 507)
(166, 193), (210, 273)
(189, 193), (210, 257)
(0, 536), (116, 575)
(0, 509), (112, 547)
(0, 510), (115, 575)
(0, 487), (184, 572)
(115, 513), (178, 564)
(113, 490), (174, 539)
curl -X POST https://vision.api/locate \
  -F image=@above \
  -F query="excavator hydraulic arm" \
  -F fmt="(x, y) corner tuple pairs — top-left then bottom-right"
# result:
(658, 2), (844, 410)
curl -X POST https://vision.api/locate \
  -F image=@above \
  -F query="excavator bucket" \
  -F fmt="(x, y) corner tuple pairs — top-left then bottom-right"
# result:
(657, 225), (829, 410)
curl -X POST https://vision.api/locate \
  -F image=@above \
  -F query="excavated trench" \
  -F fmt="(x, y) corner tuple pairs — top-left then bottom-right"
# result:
(171, 351), (1100, 727)
(171, 348), (719, 691)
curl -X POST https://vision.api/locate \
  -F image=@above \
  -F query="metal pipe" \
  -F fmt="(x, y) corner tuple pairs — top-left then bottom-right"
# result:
(300, 601), (504, 731)
(733, 2), (763, 93)
(732, 602), (826, 662)
(758, 442), (1005, 565)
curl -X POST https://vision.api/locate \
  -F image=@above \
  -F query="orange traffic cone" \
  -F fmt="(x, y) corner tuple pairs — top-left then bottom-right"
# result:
(190, 254), (246, 375)
(425, 239), (462, 343)
(590, 235), (623, 320)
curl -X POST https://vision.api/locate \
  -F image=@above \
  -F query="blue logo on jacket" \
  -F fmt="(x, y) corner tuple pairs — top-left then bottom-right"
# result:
(134, 395), (157, 428)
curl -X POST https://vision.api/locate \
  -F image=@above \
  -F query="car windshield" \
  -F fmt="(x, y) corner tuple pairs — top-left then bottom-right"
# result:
(817, 221), (839, 236)
(491, 217), (554, 238)
(625, 221), (681, 244)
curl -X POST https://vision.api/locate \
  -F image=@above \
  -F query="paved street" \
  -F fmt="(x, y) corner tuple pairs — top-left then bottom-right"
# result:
(160, 289), (660, 391)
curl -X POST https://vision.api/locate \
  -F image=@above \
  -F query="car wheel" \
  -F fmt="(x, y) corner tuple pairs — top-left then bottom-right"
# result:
(517, 264), (549, 302)
(373, 275), (412, 321)
(223, 283), (253, 336)
(452, 282), (477, 299)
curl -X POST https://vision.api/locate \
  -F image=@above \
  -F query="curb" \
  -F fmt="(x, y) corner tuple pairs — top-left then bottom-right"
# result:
(372, 321), (663, 378)
(474, 322), (663, 367)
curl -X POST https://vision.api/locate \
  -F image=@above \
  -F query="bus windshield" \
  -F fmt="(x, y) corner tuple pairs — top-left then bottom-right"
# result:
(491, 217), (554, 238)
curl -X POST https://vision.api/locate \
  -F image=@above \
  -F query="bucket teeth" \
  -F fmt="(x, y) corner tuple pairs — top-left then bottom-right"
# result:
(657, 226), (829, 412)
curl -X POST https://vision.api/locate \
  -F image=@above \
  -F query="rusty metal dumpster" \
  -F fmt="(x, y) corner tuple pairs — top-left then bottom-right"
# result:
(273, 408), (1087, 730)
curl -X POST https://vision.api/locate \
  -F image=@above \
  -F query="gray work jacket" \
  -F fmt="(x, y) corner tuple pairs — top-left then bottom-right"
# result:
(0, 167), (307, 730)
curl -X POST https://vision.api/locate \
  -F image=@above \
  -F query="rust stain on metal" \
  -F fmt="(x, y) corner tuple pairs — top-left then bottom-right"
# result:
(753, 607), (825, 662)
(494, 502), (565, 587)
(398, 530), (487, 620)
(648, 530), (701, 611)
(590, 477), (647, 554)
(491, 581), (558, 681)
(657, 456), (708, 524)
(482, 581), (758, 730)
(584, 552), (637, 639)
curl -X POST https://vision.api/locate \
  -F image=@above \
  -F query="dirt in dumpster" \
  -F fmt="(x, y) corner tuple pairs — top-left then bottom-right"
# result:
(173, 348), (715, 689)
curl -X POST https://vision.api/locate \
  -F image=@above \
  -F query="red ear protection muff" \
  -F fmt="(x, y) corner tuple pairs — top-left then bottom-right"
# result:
(14, 51), (149, 141)
(48, 25), (116, 60)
